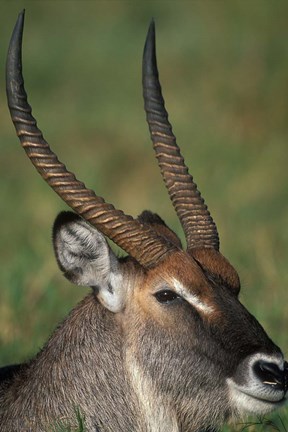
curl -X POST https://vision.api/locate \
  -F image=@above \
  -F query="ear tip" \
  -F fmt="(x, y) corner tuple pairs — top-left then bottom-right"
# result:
(53, 211), (81, 234)
(137, 210), (166, 227)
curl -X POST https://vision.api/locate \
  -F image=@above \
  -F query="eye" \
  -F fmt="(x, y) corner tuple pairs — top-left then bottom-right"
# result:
(154, 290), (180, 304)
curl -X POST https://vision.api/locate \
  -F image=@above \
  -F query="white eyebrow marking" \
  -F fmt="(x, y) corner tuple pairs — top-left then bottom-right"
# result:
(172, 278), (214, 314)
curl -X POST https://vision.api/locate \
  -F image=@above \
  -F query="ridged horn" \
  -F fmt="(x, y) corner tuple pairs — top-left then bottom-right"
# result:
(143, 20), (220, 251)
(6, 11), (178, 268)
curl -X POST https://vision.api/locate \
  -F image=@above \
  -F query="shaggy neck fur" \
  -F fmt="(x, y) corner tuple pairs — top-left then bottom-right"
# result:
(0, 293), (220, 432)
(0, 294), (140, 431)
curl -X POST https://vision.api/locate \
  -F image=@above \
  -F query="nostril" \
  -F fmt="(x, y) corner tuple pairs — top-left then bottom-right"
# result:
(253, 360), (285, 391)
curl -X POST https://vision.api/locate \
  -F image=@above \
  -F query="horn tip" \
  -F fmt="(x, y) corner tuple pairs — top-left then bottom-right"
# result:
(148, 18), (155, 33)
(10, 9), (25, 49)
(7, 10), (25, 81)
(145, 18), (156, 49)
(143, 18), (157, 77)
(16, 9), (25, 28)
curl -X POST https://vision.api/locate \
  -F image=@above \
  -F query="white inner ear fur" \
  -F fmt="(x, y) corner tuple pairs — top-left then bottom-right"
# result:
(54, 217), (125, 313)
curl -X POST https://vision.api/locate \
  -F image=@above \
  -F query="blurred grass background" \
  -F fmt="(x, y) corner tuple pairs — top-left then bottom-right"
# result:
(0, 1), (287, 430)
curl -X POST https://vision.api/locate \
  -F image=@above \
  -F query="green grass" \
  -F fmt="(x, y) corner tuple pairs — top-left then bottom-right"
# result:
(0, 1), (287, 430)
(50, 408), (87, 432)
(222, 414), (288, 432)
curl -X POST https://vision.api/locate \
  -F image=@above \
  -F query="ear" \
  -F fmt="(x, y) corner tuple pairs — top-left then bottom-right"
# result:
(137, 210), (182, 248)
(53, 212), (126, 312)
(189, 248), (241, 296)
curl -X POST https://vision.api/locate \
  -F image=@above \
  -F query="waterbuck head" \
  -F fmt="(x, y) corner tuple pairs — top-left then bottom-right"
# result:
(6, 10), (287, 431)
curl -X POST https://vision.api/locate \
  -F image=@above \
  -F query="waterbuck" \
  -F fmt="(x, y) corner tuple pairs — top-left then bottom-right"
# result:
(1, 10), (287, 432)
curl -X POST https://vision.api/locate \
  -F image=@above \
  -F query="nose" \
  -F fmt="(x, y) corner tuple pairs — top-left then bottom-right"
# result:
(253, 360), (288, 393)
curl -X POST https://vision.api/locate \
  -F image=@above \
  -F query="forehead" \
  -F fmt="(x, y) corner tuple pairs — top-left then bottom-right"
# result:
(145, 251), (215, 311)
(140, 249), (239, 318)
(147, 250), (210, 292)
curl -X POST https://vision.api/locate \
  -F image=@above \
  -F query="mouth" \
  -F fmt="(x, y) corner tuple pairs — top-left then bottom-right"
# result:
(227, 354), (288, 415)
(227, 378), (287, 415)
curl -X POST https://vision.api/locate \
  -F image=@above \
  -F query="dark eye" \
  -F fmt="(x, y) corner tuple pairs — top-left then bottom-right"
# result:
(154, 290), (180, 304)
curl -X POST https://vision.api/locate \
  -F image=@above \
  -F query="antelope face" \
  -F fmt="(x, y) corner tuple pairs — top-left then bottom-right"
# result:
(126, 248), (287, 426)
(7, 11), (287, 431)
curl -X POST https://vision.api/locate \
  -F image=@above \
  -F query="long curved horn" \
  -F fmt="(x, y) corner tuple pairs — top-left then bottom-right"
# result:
(142, 20), (219, 251)
(6, 11), (178, 268)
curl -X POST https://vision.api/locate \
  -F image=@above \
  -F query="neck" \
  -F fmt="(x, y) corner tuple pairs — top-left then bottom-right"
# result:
(1, 294), (140, 431)
(1, 293), (215, 432)
(126, 355), (180, 432)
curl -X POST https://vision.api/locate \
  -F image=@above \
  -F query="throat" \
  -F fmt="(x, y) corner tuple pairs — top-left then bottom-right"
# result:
(126, 358), (179, 432)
